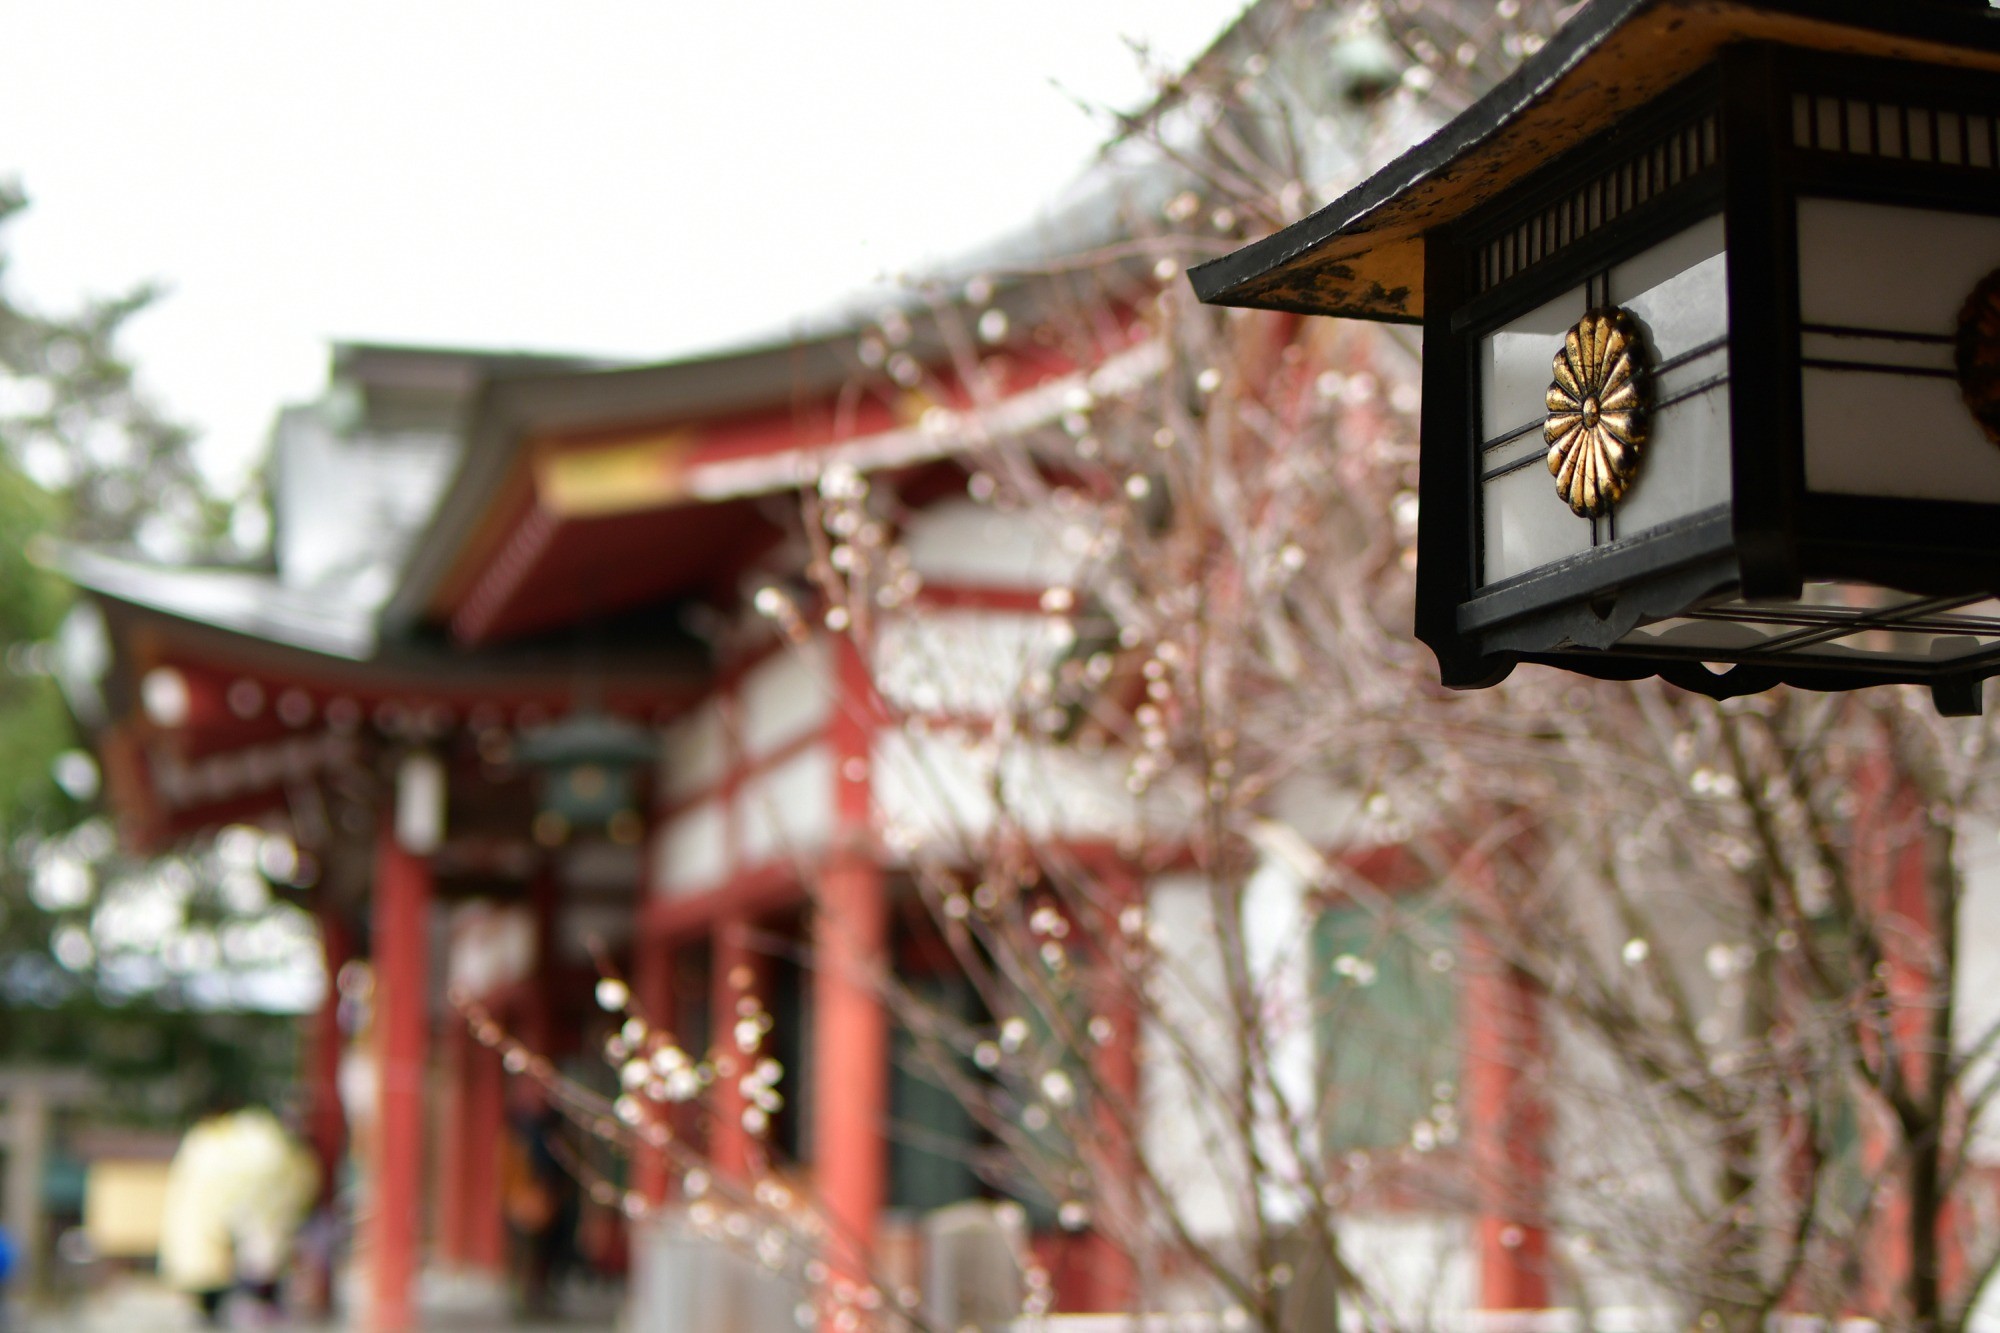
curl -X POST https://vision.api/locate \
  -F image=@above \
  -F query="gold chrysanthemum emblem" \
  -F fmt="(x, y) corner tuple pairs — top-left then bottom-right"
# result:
(1544, 307), (1650, 517)
(1957, 269), (2000, 448)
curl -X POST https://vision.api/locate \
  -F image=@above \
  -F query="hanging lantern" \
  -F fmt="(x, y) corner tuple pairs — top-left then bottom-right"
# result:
(1192, 0), (2000, 713)
(515, 710), (654, 846)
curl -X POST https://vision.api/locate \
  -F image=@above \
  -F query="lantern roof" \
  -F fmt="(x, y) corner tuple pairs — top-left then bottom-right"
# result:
(514, 709), (657, 770)
(1187, 0), (2000, 324)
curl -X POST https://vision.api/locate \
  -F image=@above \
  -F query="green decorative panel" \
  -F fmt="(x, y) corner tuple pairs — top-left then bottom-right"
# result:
(1312, 898), (1460, 1154)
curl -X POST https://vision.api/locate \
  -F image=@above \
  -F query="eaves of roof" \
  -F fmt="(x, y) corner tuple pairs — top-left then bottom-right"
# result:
(57, 543), (709, 690)
(58, 545), (380, 661)
(1188, 0), (2000, 323)
(378, 328), (868, 639)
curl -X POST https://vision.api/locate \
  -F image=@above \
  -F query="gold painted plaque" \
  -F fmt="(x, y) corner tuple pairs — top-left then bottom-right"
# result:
(1958, 269), (2000, 449)
(1544, 307), (1651, 518)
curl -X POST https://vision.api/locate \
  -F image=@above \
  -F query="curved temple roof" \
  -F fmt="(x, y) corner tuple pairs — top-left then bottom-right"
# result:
(1187, 0), (2000, 324)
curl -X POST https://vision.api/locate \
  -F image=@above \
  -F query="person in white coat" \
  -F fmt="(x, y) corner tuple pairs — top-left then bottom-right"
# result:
(159, 1098), (319, 1327)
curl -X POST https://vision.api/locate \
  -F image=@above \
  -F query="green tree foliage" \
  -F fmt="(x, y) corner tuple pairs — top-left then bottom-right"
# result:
(0, 184), (302, 1119)
(0, 459), (77, 832)
(0, 182), (222, 555)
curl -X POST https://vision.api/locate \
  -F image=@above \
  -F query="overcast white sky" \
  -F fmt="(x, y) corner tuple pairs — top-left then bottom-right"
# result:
(0, 2), (1248, 492)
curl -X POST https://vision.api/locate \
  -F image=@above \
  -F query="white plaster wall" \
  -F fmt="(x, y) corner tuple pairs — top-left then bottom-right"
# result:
(873, 610), (1072, 717)
(557, 903), (632, 965)
(654, 800), (728, 898)
(1244, 852), (1317, 1211)
(738, 742), (834, 868)
(660, 702), (727, 804)
(902, 500), (1082, 589)
(1138, 859), (1328, 1247)
(1140, 872), (1242, 1242)
(1337, 1215), (1476, 1326)
(870, 730), (1196, 853)
(1265, 772), (1368, 848)
(1958, 816), (2000, 1166)
(741, 638), (830, 760)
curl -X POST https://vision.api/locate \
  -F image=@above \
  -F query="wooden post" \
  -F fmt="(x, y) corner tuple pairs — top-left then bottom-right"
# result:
(368, 816), (433, 1333)
(2, 1082), (49, 1293)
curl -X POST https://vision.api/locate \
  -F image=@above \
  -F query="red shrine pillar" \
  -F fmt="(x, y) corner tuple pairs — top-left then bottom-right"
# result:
(435, 1024), (470, 1268)
(1855, 758), (1959, 1315)
(632, 922), (676, 1207)
(300, 904), (351, 1316)
(812, 851), (889, 1282)
(1464, 934), (1551, 1312)
(369, 815), (434, 1333)
(1078, 858), (1141, 1313)
(435, 1022), (506, 1275)
(814, 634), (890, 1290)
(710, 916), (768, 1183)
(462, 1030), (507, 1272)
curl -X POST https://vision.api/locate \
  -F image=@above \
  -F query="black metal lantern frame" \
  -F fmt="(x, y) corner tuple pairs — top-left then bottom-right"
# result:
(1191, 0), (2000, 714)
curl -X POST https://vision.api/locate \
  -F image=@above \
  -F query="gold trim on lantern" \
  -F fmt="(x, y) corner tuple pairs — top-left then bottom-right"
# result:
(1544, 307), (1651, 518)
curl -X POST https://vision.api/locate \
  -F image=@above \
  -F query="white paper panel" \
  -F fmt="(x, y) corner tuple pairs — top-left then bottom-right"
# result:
(1481, 426), (1547, 475)
(903, 498), (1083, 588)
(870, 730), (1196, 853)
(1798, 198), (2000, 334)
(655, 800), (727, 898)
(1482, 460), (1593, 585)
(1801, 331), (1955, 374)
(659, 701), (726, 803)
(739, 743), (834, 866)
(1955, 820), (2000, 1166)
(1802, 368), (2000, 503)
(1608, 213), (1729, 361)
(872, 610), (1070, 716)
(1480, 286), (1586, 443)
(740, 637), (829, 759)
(1614, 382), (1732, 539)
(1654, 344), (1730, 401)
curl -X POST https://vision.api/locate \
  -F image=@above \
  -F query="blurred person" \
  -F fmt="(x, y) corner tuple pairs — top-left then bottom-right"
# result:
(160, 1095), (319, 1327)
(0, 1219), (15, 1332)
(229, 1104), (319, 1321)
(160, 1094), (244, 1326)
(501, 1079), (576, 1318)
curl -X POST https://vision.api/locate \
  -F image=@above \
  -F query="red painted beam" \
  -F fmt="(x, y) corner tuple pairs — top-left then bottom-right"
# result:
(640, 862), (806, 942)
